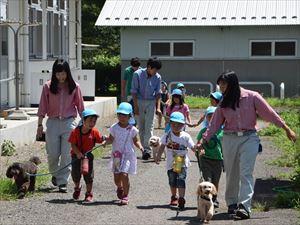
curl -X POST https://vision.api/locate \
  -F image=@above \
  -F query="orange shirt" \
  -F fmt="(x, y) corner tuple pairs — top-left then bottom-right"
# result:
(69, 127), (103, 156)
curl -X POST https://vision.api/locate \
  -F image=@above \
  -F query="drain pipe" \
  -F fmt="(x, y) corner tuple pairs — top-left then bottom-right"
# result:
(76, 0), (82, 69)
(22, 0), (30, 106)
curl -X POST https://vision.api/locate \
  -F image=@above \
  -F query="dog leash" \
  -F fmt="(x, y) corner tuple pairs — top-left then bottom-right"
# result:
(195, 149), (204, 183)
(26, 144), (103, 177)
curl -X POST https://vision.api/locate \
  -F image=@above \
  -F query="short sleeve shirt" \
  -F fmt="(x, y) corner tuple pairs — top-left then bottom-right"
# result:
(161, 131), (195, 170)
(69, 127), (103, 156)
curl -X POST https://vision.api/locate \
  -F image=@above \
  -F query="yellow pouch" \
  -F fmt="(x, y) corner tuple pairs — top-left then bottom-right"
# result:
(172, 155), (184, 173)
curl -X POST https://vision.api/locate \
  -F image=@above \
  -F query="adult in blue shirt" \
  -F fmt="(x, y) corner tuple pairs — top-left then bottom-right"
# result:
(131, 57), (162, 160)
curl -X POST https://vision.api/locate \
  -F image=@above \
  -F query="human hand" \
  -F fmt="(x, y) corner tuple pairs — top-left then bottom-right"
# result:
(36, 125), (44, 138)
(156, 108), (162, 116)
(76, 152), (84, 159)
(285, 128), (297, 142)
(134, 105), (139, 115)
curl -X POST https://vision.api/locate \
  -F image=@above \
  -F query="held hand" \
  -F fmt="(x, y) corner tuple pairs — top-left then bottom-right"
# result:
(156, 108), (162, 116)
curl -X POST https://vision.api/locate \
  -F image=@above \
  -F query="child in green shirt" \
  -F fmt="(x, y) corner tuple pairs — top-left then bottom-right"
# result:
(196, 106), (223, 208)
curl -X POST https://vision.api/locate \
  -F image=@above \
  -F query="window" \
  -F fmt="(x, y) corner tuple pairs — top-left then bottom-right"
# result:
(150, 41), (194, 58)
(250, 40), (296, 57)
(251, 42), (272, 56)
(174, 42), (193, 57)
(29, 8), (42, 58)
(275, 41), (295, 56)
(151, 42), (170, 56)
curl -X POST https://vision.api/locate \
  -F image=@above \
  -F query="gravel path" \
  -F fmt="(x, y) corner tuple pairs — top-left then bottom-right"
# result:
(0, 109), (299, 225)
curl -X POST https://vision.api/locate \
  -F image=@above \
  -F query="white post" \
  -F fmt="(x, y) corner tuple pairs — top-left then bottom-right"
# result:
(41, 0), (47, 60)
(280, 82), (285, 100)
(216, 85), (220, 92)
(76, 0), (82, 69)
(68, 0), (76, 68)
(22, 0), (30, 106)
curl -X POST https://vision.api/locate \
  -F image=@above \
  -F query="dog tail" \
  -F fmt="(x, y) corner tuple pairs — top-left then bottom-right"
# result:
(29, 156), (41, 165)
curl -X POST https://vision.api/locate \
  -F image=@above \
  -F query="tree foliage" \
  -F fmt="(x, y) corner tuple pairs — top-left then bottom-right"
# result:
(82, 0), (120, 56)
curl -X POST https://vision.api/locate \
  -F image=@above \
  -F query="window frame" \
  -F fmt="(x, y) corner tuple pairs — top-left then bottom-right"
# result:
(249, 39), (297, 58)
(149, 40), (195, 59)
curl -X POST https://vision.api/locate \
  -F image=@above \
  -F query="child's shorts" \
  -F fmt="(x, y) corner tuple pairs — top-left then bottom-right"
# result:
(199, 157), (222, 187)
(71, 152), (94, 184)
(167, 167), (187, 188)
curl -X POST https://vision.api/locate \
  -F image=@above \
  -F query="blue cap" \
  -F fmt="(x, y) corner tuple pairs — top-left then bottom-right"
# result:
(170, 112), (185, 124)
(205, 106), (217, 115)
(171, 88), (183, 96)
(176, 82), (185, 88)
(210, 91), (222, 101)
(82, 109), (99, 118)
(116, 102), (133, 115)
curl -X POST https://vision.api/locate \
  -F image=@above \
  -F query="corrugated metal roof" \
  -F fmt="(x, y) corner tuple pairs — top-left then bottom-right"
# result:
(95, 0), (300, 26)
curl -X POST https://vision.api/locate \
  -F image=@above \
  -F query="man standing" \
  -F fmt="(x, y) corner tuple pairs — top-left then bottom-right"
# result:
(121, 57), (141, 104)
(131, 57), (162, 160)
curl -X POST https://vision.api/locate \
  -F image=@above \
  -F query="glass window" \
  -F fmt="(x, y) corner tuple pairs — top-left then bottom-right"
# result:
(48, 0), (53, 7)
(251, 42), (272, 56)
(174, 42), (193, 56)
(151, 42), (170, 56)
(47, 11), (53, 57)
(53, 13), (60, 56)
(60, 0), (65, 10)
(275, 41), (296, 56)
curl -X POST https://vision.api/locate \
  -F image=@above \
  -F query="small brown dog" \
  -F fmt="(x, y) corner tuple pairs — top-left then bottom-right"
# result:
(149, 136), (165, 160)
(6, 156), (41, 199)
(197, 181), (217, 223)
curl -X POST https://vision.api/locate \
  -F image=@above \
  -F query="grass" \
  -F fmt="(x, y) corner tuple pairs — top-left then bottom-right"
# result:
(185, 96), (300, 109)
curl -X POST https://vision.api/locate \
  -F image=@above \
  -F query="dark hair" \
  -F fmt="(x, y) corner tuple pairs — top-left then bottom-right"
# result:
(170, 94), (184, 111)
(147, 57), (162, 70)
(50, 59), (76, 95)
(217, 71), (240, 110)
(130, 57), (141, 67)
(83, 115), (98, 121)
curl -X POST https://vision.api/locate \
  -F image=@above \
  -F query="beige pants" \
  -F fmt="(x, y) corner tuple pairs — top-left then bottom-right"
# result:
(46, 117), (77, 186)
(222, 132), (260, 213)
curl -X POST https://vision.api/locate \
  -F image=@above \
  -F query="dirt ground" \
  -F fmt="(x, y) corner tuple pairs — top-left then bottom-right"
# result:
(0, 109), (299, 225)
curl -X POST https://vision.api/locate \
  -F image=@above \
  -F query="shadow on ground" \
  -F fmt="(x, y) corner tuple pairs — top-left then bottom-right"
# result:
(253, 178), (292, 206)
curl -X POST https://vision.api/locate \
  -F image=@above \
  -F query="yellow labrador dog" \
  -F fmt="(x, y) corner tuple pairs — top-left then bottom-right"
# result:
(149, 136), (165, 160)
(197, 181), (217, 223)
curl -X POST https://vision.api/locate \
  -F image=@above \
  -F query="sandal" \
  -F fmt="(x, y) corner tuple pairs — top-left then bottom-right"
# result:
(120, 196), (129, 205)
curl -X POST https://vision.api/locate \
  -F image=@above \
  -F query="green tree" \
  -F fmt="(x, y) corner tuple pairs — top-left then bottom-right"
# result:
(82, 0), (120, 56)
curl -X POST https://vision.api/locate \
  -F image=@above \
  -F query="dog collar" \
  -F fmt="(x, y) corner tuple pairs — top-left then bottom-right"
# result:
(200, 195), (211, 201)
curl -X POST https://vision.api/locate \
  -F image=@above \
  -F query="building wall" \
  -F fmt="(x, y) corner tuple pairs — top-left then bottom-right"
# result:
(121, 26), (300, 97)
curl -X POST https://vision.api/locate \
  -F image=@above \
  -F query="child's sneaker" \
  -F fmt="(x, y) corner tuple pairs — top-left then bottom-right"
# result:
(120, 196), (129, 205)
(73, 186), (81, 200)
(83, 192), (93, 203)
(116, 187), (124, 200)
(178, 197), (185, 210)
(170, 195), (178, 206)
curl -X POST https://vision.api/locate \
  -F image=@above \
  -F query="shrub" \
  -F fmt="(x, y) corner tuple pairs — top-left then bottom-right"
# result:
(1, 140), (16, 156)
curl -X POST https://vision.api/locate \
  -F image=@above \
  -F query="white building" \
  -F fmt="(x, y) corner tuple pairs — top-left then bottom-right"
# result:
(0, 0), (94, 109)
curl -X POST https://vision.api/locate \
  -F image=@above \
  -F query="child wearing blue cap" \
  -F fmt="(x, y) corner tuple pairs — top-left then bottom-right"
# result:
(68, 108), (105, 203)
(193, 91), (222, 127)
(165, 88), (192, 132)
(105, 102), (144, 205)
(155, 112), (200, 210)
(196, 106), (223, 208)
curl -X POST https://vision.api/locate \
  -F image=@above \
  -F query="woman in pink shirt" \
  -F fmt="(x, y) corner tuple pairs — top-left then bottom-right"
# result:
(199, 71), (296, 220)
(36, 59), (84, 193)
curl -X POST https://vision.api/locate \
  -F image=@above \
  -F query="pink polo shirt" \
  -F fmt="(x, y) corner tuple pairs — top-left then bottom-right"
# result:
(203, 88), (286, 141)
(37, 80), (84, 119)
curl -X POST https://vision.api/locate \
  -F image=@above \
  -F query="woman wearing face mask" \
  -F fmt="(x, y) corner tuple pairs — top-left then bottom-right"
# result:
(36, 59), (84, 193)
(199, 71), (297, 220)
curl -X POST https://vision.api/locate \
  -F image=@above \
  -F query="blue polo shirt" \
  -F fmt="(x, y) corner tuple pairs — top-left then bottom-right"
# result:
(131, 68), (161, 100)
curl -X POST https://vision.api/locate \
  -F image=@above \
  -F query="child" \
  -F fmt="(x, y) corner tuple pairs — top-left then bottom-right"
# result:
(176, 82), (186, 97)
(105, 102), (144, 205)
(193, 91), (222, 127)
(165, 89), (192, 132)
(196, 106), (223, 208)
(155, 112), (199, 210)
(157, 81), (170, 129)
(68, 108), (105, 203)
